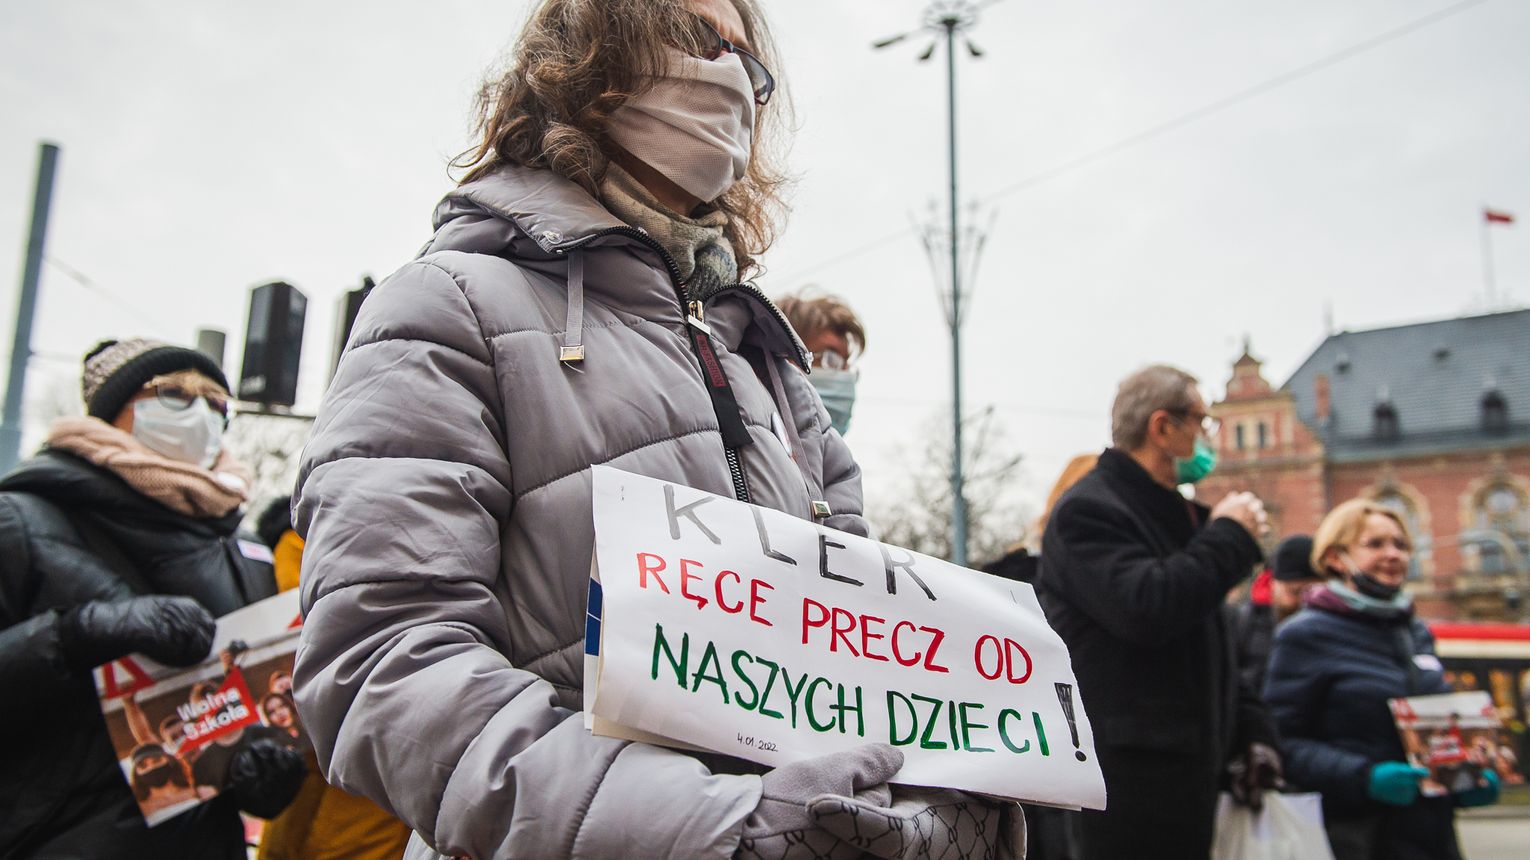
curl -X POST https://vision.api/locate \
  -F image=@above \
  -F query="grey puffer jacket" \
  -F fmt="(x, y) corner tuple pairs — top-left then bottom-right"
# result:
(293, 164), (869, 860)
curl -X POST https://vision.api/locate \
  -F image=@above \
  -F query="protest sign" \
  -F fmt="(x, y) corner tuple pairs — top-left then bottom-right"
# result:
(1389, 690), (1503, 797)
(94, 590), (306, 827)
(584, 466), (1106, 809)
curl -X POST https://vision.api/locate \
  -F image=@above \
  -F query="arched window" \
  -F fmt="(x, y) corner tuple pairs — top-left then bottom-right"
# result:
(1473, 484), (1530, 575)
(1257, 422), (1269, 449)
(1374, 403), (1399, 443)
(1235, 424), (1246, 451)
(1482, 391), (1508, 435)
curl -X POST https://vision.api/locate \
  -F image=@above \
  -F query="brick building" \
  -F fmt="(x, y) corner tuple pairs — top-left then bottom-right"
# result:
(1198, 309), (1530, 620)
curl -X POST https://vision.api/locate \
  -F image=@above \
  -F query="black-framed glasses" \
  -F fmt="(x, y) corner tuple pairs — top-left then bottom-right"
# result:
(152, 385), (232, 428)
(692, 16), (775, 105)
(1168, 409), (1221, 437)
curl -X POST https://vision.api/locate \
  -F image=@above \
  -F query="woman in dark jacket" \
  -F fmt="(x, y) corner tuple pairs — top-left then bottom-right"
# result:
(0, 339), (303, 859)
(1264, 498), (1500, 860)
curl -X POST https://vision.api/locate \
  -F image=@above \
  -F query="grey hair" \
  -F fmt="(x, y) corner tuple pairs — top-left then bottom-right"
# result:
(1111, 364), (1199, 450)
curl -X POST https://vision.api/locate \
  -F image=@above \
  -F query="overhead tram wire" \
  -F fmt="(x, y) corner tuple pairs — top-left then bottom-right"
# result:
(770, 0), (1496, 287)
(44, 256), (178, 338)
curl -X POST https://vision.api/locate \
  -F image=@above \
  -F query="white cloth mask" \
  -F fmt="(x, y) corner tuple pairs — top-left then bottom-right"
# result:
(132, 397), (224, 469)
(605, 49), (755, 204)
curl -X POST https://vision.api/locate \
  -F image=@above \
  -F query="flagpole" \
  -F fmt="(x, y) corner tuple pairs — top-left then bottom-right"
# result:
(1481, 209), (1496, 308)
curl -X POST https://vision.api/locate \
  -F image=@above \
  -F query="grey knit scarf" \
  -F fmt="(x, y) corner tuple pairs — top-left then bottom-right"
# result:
(598, 163), (738, 294)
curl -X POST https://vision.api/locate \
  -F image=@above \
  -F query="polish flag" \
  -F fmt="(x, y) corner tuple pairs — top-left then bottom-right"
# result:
(1485, 208), (1515, 225)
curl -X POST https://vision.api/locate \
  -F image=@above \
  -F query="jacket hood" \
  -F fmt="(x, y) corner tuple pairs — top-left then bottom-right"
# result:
(422, 164), (808, 368)
(426, 165), (630, 261)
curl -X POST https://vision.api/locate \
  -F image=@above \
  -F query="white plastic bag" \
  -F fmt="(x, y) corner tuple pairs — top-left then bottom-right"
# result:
(1211, 791), (1334, 860)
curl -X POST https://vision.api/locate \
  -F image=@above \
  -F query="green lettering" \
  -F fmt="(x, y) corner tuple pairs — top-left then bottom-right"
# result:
(782, 668), (810, 729)
(836, 685), (866, 737)
(756, 658), (784, 719)
(804, 677), (835, 732)
(997, 708), (1029, 754)
(690, 640), (729, 704)
(1033, 711), (1050, 756)
(912, 693), (948, 750)
(886, 691), (916, 745)
(959, 701), (994, 753)
(651, 623), (688, 687)
(731, 650), (760, 711)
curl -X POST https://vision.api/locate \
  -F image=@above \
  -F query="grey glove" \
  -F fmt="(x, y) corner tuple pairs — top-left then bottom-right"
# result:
(735, 744), (904, 860)
(811, 785), (1024, 860)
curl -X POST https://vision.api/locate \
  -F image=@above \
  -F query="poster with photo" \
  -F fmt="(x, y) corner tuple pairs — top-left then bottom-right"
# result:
(1388, 691), (1502, 798)
(93, 591), (305, 826)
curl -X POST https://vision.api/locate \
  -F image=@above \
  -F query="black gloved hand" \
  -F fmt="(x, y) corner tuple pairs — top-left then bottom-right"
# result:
(1228, 742), (1285, 813)
(225, 736), (307, 819)
(59, 595), (216, 671)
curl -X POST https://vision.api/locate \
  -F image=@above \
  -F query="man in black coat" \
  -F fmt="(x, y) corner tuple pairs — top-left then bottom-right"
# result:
(1038, 364), (1281, 859)
(0, 338), (304, 859)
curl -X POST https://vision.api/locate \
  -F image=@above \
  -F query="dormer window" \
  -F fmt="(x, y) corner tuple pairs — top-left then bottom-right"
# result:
(1483, 391), (1508, 434)
(1374, 402), (1399, 443)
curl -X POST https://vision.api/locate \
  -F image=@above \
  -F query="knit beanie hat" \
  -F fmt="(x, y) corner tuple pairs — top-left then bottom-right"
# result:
(1272, 535), (1320, 582)
(81, 338), (230, 421)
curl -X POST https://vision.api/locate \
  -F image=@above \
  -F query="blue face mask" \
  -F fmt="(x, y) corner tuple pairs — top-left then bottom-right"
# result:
(811, 368), (856, 436)
(1173, 436), (1217, 484)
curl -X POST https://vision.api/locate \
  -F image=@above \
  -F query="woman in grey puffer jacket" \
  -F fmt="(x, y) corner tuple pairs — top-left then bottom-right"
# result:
(293, 1), (1021, 859)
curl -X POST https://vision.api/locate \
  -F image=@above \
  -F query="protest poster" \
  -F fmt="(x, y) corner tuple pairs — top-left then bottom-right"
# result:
(1388, 690), (1503, 797)
(93, 590), (306, 826)
(583, 466), (1107, 809)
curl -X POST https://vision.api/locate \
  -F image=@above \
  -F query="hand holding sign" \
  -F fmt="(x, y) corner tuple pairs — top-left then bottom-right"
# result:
(584, 466), (1106, 809)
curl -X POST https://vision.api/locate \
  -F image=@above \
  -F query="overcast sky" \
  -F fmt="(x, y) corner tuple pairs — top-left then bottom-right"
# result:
(2, 0), (1527, 522)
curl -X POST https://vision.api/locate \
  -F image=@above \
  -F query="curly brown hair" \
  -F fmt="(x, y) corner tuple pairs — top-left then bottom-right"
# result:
(454, 0), (789, 276)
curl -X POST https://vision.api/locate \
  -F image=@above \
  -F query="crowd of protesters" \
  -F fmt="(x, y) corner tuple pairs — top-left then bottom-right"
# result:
(0, 0), (1515, 858)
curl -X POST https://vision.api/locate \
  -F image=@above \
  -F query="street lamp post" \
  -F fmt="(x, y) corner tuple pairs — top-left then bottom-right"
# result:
(875, 1), (990, 566)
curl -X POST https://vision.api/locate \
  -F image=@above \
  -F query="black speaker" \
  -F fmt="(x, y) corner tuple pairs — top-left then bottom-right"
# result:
(331, 276), (374, 377)
(238, 281), (307, 407)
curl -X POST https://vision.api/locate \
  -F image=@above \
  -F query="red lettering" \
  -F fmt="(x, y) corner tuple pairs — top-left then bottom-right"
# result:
(715, 570), (743, 613)
(1004, 638), (1033, 684)
(830, 608), (862, 656)
(974, 635), (1004, 680)
(802, 597), (830, 644)
(891, 620), (922, 667)
(679, 558), (708, 609)
(749, 579), (774, 627)
(99, 657), (155, 700)
(860, 614), (889, 662)
(921, 626), (951, 673)
(636, 553), (669, 593)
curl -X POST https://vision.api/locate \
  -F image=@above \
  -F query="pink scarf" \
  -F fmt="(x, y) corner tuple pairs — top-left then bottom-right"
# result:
(46, 417), (251, 518)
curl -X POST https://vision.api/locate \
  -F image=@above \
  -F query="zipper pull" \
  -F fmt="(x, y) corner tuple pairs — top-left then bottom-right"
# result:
(686, 300), (712, 335)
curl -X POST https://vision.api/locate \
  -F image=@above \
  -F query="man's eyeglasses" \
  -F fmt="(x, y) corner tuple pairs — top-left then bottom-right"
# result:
(151, 385), (232, 428)
(1169, 409), (1221, 437)
(691, 16), (775, 105)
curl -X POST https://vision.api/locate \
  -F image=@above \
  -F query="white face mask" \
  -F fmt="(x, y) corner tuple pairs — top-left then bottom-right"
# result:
(132, 397), (224, 469)
(605, 49), (755, 204)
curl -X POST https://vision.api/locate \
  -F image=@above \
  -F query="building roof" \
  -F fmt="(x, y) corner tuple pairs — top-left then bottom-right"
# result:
(1282, 308), (1530, 461)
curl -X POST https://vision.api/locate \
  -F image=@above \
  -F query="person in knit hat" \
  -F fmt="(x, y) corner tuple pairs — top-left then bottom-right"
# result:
(1232, 535), (1328, 695)
(0, 337), (304, 858)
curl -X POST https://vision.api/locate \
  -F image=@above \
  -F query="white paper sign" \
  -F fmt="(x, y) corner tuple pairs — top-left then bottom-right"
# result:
(585, 466), (1106, 808)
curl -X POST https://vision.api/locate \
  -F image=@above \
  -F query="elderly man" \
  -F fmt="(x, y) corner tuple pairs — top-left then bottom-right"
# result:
(1038, 364), (1280, 860)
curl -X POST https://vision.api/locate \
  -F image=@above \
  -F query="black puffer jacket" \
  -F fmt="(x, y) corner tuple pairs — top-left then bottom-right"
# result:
(0, 450), (276, 859)
(1264, 590), (1459, 860)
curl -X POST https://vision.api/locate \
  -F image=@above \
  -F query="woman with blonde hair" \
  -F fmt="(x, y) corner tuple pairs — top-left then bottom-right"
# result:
(292, 1), (1021, 858)
(1264, 498), (1499, 859)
